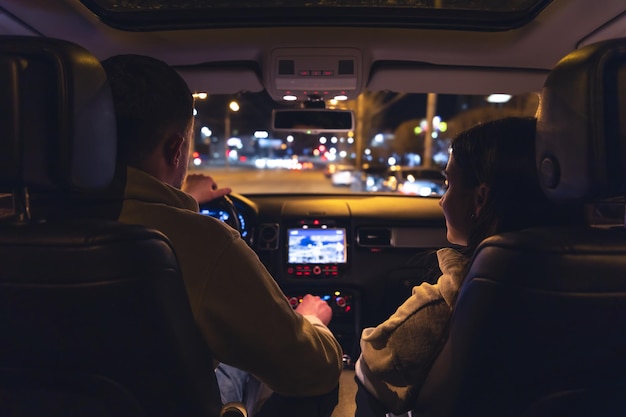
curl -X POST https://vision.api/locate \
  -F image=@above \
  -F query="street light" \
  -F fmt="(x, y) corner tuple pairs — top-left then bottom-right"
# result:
(224, 100), (240, 167)
(225, 100), (240, 141)
(228, 100), (240, 112)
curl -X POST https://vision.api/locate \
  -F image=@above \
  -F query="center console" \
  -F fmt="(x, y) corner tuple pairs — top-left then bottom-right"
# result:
(279, 201), (360, 365)
(286, 289), (358, 366)
(285, 219), (348, 277)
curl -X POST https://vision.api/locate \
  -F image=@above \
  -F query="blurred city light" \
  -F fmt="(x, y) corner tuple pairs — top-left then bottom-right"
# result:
(201, 126), (212, 137)
(487, 94), (512, 103)
(229, 100), (240, 112)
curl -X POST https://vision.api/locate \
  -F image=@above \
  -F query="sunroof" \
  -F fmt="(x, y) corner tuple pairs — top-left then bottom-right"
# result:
(81, 0), (551, 31)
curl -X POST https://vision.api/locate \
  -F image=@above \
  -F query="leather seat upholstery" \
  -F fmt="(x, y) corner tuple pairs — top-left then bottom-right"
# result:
(0, 36), (223, 417)
(411, 38), (626, 417)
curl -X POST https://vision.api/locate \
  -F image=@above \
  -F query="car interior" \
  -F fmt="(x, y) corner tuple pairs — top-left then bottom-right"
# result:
(1, 0), (626, 416)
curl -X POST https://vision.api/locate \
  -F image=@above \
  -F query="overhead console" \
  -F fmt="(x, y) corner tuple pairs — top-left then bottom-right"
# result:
(265, 47), (363, 102)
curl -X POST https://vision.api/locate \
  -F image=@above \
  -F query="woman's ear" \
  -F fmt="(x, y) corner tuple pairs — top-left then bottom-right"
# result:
(473, 184), (490, 218)
(163, 134), (185, 168)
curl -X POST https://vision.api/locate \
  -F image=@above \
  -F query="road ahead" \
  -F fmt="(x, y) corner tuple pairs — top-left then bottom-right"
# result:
(189, 167), (345, 194)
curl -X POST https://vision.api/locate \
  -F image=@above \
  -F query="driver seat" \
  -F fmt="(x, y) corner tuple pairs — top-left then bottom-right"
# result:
(0, 36), (240, 417)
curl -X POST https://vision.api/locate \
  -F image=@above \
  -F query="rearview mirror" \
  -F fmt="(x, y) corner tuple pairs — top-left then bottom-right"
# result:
(272, 109), (354, 133)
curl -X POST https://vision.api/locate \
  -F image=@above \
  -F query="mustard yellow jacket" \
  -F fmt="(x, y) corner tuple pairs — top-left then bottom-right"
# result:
(119, 167), (343, 397)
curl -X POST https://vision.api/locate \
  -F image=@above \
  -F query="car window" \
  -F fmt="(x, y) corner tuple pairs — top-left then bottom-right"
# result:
(189, 90), (540, 195)
(80, 0), (551, 30)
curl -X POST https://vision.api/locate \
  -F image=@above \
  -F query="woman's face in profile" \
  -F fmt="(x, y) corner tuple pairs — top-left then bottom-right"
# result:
(439, 153), (476, 246)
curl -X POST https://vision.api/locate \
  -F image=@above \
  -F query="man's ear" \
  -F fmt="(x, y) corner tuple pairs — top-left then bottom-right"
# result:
(473, 184), (490, 218)
(163, 134), (185, 168)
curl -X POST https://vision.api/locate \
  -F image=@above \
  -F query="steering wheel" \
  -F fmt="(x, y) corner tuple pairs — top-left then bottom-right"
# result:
(200, 195), (242, 234)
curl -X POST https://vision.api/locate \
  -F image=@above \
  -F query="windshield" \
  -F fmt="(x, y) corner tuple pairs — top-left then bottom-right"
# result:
(189, 90), (540, 195)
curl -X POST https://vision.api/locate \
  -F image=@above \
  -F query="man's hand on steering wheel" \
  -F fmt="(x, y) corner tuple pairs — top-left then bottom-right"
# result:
(183, 174), (241, 233)
(183, 173), (232, 203)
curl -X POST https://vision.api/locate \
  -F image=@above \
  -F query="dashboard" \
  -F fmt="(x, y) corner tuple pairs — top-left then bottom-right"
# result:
(199, 205), (249, 240)
(200, 193), (449, 364)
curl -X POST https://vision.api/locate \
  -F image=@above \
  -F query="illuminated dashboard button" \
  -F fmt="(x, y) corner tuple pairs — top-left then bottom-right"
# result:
(288, 297), (299, 308)
(313, 266), (322, 275)
(336, 297), (347, 308)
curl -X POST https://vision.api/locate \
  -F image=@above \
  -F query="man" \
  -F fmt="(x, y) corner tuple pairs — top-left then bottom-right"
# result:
(101, 54), (343, 414)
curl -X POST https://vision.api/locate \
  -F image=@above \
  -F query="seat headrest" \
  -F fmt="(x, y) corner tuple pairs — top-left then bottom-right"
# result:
(536, 37), (626, 203)
(0, 36), (116, 193)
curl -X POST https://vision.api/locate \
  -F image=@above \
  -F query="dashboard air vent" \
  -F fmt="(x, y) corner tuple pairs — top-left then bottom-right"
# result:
(257, 223), (279, 250)
(357, 228), (392, 247)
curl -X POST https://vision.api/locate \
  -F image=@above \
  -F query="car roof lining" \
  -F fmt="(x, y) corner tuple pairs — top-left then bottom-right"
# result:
(176, 63), (264, 95)
(367, 63), (549, 95)
(0, 0), (624, 97)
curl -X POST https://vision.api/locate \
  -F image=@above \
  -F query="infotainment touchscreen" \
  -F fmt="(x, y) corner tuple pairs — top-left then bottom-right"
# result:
(287, 228), (347, 264)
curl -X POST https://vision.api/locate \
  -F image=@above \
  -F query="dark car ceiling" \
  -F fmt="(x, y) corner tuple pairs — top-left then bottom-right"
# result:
(0, 0), (625, 97)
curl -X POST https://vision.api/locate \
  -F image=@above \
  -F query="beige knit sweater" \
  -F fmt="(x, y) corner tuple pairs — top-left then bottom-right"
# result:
(356, 247), (468, 414)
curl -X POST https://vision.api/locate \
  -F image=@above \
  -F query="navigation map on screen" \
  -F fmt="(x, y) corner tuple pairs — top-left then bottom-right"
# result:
(287, 228), (346, 264)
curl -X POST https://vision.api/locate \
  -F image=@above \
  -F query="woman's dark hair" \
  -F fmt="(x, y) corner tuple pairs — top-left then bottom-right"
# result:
(451, 117), (583, 255)
(101, 54), (194, 167)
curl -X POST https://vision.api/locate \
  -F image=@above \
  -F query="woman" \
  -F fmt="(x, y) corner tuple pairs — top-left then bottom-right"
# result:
(354, 117), (583, 415)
